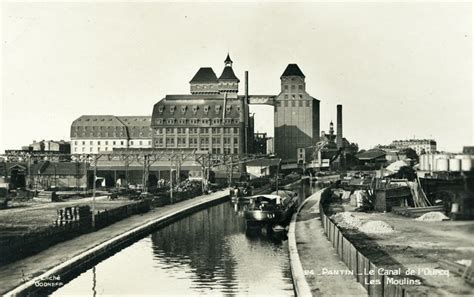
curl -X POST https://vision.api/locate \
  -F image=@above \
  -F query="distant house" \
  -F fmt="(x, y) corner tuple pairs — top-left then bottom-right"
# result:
(463, 146), (474, 155)
(0, 161), (87, 190)
(29, 161), (87, 190)
(245, 159), (280, 179)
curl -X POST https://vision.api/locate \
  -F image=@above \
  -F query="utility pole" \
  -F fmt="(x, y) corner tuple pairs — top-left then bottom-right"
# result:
(229, 155), (234, 187)
(276, 158), (281, 195)
(92, 155), (98, 229)
(169, 156), (173, 203)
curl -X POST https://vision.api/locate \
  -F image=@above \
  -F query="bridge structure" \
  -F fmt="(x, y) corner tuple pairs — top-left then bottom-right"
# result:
(0, 150), (272, 192)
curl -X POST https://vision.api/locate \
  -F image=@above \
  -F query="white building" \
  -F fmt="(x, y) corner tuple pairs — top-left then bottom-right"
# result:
(391, 139), (437, 155)
(70, 115), (152, 154)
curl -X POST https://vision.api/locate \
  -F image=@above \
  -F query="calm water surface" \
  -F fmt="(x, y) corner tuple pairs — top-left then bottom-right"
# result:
(52, 180), (318, 296)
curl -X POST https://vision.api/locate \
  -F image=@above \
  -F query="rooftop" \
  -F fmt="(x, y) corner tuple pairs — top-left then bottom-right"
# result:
(218, 66), (240, 82)
(190, 67), (218, 84)
(281, 64), (305, 78)
(356, 149), (387, 160)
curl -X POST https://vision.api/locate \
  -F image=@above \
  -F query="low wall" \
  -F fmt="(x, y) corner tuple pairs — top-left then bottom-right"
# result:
(94, 201), (150, 230)
(0, 201), (150, 266)
(288, 193), (313, 297)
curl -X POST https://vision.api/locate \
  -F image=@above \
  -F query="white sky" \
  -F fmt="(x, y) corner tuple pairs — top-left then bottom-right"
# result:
(1, 1), (472, 153)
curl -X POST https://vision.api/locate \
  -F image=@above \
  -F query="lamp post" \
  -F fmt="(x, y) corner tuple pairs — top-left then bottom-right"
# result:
(276, 158), (281, 195)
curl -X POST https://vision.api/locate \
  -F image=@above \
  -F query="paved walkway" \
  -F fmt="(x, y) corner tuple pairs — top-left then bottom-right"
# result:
(0, 189), (229, 295)
(294, 191), (366, 296)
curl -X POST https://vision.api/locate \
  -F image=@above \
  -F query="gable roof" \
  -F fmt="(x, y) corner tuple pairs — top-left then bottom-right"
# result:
(190, 67), (218, 83)
(281, 64), (305, 78)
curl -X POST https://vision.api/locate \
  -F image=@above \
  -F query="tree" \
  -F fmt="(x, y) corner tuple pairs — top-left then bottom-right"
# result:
(394, 166), (416, 181)
(401, 148), (419, 162)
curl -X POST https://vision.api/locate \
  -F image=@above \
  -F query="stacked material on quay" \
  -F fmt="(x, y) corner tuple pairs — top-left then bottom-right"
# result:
(331, 212), (362, 229)
(415, 211), (450, 222)
(359, 221), (395, 234)
(331, 212), (395, 234)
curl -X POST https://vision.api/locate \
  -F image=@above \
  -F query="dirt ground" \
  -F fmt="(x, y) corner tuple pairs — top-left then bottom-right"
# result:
(0, 196), (136, 232)
(326, 200), (474, 295)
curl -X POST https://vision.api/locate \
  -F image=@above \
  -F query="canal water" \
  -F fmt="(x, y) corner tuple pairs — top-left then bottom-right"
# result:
(52, 180), (319, 296)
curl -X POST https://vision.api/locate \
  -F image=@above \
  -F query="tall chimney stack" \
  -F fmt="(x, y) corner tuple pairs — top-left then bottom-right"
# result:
(336, 104), (343, 149)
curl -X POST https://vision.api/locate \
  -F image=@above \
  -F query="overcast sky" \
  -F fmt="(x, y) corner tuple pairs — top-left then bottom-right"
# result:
(1, 1), (472, 153)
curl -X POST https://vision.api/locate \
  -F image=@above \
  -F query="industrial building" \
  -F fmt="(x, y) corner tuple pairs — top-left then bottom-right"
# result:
(68, 55), (323, 169)
(274, 64), (320, 164)
(70, 115), (152, 154)
(151, 55), (253, 155)
(419, 153), (474, 172)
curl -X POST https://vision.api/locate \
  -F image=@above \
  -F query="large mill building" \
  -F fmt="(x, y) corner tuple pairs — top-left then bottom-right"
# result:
(70, 55), (321, 166)
(151, 55), (253, 155)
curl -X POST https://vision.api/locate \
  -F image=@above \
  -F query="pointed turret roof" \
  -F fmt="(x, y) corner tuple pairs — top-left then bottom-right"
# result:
(224, 53), (233, 64)
(281, 64), (305, 78)
(219, 66), (240, 82)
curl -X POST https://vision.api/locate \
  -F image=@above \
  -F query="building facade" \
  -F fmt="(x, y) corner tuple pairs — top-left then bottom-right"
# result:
(274, 64), (320, 163)
(151, 55), (252, 155)
(70, 115), (152, 154)
(390, 139), (437, 155)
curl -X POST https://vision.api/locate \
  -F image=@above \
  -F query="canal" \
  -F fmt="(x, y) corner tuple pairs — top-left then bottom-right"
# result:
(51, 180), (319, 296)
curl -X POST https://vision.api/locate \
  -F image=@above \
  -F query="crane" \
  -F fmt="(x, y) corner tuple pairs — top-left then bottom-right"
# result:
(306, 138), (329, 168)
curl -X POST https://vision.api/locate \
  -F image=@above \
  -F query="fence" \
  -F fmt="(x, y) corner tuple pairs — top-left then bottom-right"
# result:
(94, 200), (150, 229)
(319, 188), (427, 296)
(0, 201), (151, 265)
(0, 206), (92, 265)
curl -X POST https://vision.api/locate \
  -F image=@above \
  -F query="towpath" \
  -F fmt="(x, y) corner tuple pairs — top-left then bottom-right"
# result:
(293, 190), (366, 296)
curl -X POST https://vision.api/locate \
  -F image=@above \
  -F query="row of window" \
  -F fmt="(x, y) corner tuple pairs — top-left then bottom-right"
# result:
(73, 126), (127, 131)
(276, 100), (312, 107)
(73, 140), (151, 146)
(157, 105), (239, 115)
(155, 137), (239, 147)
(72, 132), (127, 137)
(283, 84), (304, 91)
(155, 137), (239, 145)
(74, 147), (113, 153)
(154, 118), (239, 125)
(154, 143), (239, 155)
(155, 127), (239, 135)
(284, 94), (305, 100)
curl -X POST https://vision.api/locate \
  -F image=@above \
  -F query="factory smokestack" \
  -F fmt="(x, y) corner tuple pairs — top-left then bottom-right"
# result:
(336, 104), (343, 149)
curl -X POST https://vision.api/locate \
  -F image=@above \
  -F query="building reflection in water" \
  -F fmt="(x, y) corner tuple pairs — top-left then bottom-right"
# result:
(151, 202), (245, 293)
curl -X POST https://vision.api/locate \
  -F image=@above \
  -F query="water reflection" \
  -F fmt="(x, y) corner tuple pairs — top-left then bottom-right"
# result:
(52, 180), (319, 296)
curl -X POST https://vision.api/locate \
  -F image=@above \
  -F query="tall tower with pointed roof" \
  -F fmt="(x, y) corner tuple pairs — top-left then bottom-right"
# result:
(274, 64), (320, 164)
(218, 54), (239, 94)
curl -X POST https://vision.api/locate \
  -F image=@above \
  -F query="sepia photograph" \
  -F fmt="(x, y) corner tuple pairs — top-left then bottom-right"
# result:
(0, 1), (473, 296)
